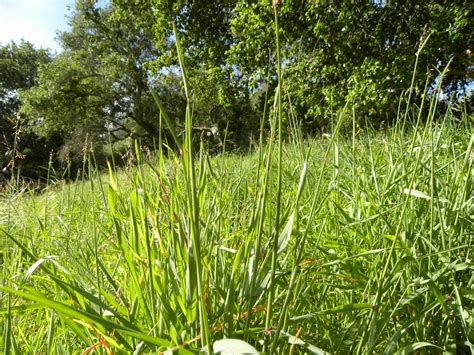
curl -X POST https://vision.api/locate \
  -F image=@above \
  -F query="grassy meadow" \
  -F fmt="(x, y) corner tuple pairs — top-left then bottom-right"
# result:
(1, 21), (473, 355)
(1, 107), (473, 353)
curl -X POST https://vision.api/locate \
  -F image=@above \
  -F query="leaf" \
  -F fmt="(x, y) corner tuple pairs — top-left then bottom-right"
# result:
(23, 256), (72, 282)
(23, 257), (53, 281)
(426, 280), (447, 312)
(0, 286), (174, 348)
(296, 160), (308, 201)
(278, 331), (328, 354)
(213, 339), (259, 354)
(402, 188), (450, 204)
(289, 303), (371, 322)
(403, 188), (430, 200)
(460, 287), (474, 301)
(219, 245), (237, 253)
(278, 212), (295, 254)
(107, 161), (118, 191)
(394, 342), (444, 354)
(383, 303), (440, 354)
(233, 244), (245, 275)
(0, 303), (44, 315)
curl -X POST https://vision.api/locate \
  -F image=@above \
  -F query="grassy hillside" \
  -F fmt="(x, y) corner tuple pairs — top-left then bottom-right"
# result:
(1, 110), (472, 353)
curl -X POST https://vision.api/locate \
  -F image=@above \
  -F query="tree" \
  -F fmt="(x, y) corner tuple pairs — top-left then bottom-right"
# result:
(0, 41), (50, 118)
(118, 0), (472, 131)
(22, 0), (257, 155)
(19, 0), (473, 165)
(0, 41), (60, 178)
(228, 0), (473, 127)
(20, 0), (165, 150)
(117, 0), (261, 145)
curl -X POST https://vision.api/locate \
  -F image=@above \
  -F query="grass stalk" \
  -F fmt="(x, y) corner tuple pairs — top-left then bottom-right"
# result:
(172, 22), (211, 352)
(365, 61), (452, 353)
(264, 5), (284, 349)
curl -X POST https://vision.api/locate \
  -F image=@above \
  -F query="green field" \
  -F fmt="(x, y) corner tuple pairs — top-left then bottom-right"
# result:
(1, 1), (473, 353)
(1, 110), (473, 353)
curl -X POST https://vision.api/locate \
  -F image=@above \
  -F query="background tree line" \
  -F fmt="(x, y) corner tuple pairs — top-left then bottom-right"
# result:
(1, 0), (472, 180)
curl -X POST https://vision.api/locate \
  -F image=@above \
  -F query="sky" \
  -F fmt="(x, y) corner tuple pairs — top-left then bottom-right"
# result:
(0, 0), (75, 52)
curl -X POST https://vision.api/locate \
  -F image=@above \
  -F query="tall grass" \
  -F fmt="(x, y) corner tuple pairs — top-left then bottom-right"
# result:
(1, 112), (472, 354)
(1, 7), (473, 355)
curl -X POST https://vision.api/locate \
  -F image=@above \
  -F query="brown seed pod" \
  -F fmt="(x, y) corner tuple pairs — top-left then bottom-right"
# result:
(272, 0), (281, 11)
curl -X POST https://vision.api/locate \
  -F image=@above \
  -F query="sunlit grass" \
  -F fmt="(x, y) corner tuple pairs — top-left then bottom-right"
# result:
(1, 114), (472, 353)
(1, 8), (473, 353)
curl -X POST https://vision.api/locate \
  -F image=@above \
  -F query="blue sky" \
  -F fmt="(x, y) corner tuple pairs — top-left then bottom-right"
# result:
(0, 0), (75, 52)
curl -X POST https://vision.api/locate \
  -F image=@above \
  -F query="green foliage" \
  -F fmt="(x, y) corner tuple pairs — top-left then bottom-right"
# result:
(113, 0), (473, 133)
(1, 2), (473, 353)
(0, 109), (472, 353)
(228, 0), (473, 126)
(10, 0), (474, 177)
(0, 41), (61, 178)
(21, 0), (162, 142)
(0, 41), (50, 119)
(17, 0), (173, 169)
(20, 52), (111, 137)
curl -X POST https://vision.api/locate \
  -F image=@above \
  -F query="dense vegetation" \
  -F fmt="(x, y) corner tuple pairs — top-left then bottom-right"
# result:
(0, 0), (473, 353)
(1, 0), (472, 179)
(1, 98), (472, 353)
